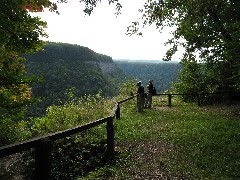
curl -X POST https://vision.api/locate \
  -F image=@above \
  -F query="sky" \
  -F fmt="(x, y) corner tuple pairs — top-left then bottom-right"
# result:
(32, 0), (183, 61)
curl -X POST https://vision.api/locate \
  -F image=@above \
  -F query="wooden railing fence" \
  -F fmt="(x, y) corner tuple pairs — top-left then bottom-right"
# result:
(0, 92), (230, 179)
(0, 95), (137, 180)
(155, 92), (230, 107)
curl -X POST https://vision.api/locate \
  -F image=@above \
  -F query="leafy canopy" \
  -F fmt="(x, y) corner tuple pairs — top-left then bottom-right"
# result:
(133, 0), (240, 94)
(0, 0), (123, 120)
(0, 0), (48, 119)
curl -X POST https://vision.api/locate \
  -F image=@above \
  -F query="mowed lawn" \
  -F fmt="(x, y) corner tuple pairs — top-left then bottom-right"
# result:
(81, 99), (240, 179)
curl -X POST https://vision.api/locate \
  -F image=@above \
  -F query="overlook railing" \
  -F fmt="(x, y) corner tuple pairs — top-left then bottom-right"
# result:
(0, 92), (230, 179)
(155, 92), (230, 107)
(0, 94), (137, 180)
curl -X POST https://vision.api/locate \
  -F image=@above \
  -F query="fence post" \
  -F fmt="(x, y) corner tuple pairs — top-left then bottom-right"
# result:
(168, 94), (172, 107)
(116, 103), (120, 119)
(35, 137), (52, 180)
(106, 117), (114, 159)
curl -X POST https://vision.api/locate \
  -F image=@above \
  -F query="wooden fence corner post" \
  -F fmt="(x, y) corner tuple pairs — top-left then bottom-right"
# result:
(168, 94), (172, 107)
(116, 103), (120, 120)
(35, 137), (52, 180)
(106, 116), (114, 160)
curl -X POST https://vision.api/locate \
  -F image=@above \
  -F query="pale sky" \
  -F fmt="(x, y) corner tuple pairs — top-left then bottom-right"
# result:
(32, 0), (183, 61)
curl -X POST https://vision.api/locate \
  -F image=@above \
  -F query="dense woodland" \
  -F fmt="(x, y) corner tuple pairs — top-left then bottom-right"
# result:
(139, 0), (240, 96)
(24, 42), (126, 116)
(114, 60), (182, 93)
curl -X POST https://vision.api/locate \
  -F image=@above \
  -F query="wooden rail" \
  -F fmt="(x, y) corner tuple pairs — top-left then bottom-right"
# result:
(0, 94), (137, 180)
(155, 92), (230, 107)
(0, 92), (228, 178)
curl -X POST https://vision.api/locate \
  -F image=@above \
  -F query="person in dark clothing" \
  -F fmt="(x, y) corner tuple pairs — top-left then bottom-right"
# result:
(136, 81), (145, 112)
(145, 80), (154, 108)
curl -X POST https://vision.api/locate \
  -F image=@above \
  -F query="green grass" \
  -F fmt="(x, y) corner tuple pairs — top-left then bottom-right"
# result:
(81, 99), (240, 179)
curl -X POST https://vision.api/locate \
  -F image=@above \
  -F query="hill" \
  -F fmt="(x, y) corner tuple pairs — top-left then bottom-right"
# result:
(24, 42), (125, 116)
(114, 60), (182, 92)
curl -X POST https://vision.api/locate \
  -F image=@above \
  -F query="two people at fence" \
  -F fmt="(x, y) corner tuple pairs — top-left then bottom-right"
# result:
(136, 80), (154, 112)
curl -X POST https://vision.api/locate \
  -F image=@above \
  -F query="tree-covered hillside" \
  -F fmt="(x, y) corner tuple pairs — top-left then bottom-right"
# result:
(114, 60), (182, 92)
(24, 42), (125, 116)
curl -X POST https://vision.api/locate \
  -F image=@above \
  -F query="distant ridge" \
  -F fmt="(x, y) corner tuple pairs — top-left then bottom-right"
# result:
(113, 59), (180, 63)
(114, 60), (182, 92)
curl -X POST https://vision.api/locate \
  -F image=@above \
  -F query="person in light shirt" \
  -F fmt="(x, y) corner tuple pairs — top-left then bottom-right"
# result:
(145, 80), (154, 108)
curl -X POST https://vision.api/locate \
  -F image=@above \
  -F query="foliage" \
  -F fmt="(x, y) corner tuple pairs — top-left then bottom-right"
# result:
(2, 83), (240, 179)
(0, 0), (123, 120)
(20, 83), (135, 179)
(0, 0), (47, 121)
(0, 0), (122, 122)
(18, 0), (122, 15)
(29, 91), (114, 136)
(50, 135), (107, 179)
(0, 50), (31, 120)
(1, 0), (47, 53)
(78, 0), (122, 16)
(115, 60), (182, 93)
(0, 118), (31, 146)
(23, 130), (108, 179)
(3, 0), (240, 178)
(174, 60), (205, 94)
(117, 79), (137, 97)
(24, 42), (126, 117)
(19, 0), (60, 13)
(129, 0), (240, 95)
(0, 90), (112, 178)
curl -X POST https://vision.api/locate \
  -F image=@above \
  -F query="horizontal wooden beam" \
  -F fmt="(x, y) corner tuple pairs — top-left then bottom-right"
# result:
(0, 117), (111, 158)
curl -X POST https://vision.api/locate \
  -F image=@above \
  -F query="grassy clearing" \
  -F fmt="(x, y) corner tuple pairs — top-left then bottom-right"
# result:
(82, 97), (240, 179)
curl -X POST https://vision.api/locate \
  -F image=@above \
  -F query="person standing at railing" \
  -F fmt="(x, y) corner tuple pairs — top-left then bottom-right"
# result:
(136, 81), (145, 112)
(145, 80), (154, 108)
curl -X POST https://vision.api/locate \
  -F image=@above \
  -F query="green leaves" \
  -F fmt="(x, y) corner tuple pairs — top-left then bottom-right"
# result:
(138, 0), (240, 95)
(1, 0), (47, 53)
(0, 0), (49, 120)
(0, 49), (33, 120)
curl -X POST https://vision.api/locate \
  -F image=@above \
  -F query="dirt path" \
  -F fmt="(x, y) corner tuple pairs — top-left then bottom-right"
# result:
(111, 140), (187, 180)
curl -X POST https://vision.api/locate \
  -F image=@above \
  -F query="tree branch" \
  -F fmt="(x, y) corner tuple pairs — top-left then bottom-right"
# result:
(208, 8), (232, 42)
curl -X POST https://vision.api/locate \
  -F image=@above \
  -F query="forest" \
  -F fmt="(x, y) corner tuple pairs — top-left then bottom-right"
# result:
(23, 43), (182, 117)
(114, 60), (182, 93)
(23, 42), (126, 117)
(1, 0), (240, 179)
